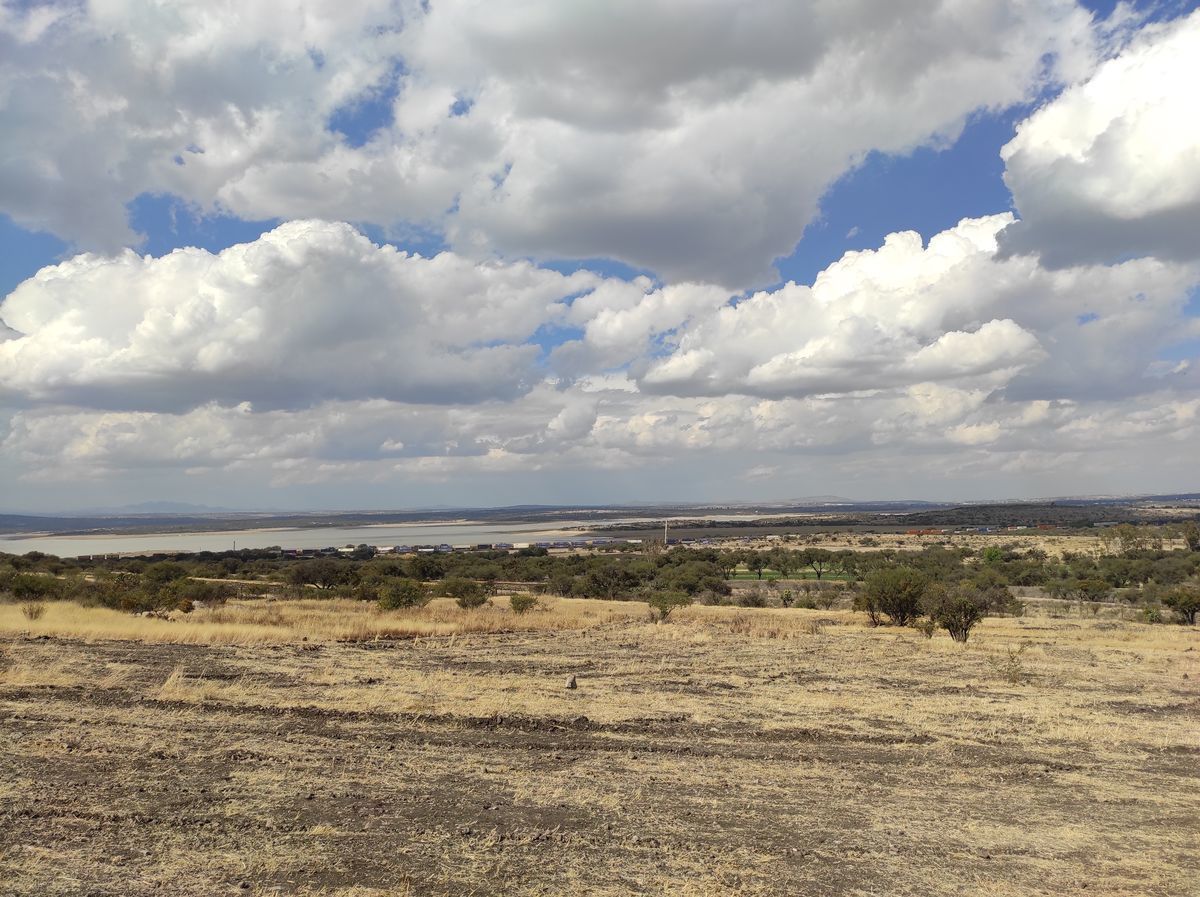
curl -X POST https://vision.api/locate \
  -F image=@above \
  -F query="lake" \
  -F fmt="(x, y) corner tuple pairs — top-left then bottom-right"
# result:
(0, 521), (591, 558)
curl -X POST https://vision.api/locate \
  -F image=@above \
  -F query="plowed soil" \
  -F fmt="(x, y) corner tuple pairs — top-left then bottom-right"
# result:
(2, 615), (1197, 896)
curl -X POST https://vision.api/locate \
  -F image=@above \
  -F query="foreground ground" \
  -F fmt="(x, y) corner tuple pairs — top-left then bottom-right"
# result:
(1, 600), (1197, 896)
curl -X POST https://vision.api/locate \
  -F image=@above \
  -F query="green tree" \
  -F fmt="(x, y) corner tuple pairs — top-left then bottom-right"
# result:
(745, 553), (768, 580)
(857, 567), (928, 626)
(802, 548), (833, 580)
(1163, 586), (1199, 625)
(922, 584), (990, 643)
(654, 561), (729, 596)
(509, 593), (540, 615)
(647, 591), (692, 621)
(438, 577), (490, 609)
(378, 579), (431, 610)
(144, 561), (190, 584)
(288, 558), (354, 591)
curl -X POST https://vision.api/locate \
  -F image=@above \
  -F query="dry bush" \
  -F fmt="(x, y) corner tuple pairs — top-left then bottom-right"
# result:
(509, 593), (540, 615)
(20, 601), (46, 622)
(989, 644), (1030, 685)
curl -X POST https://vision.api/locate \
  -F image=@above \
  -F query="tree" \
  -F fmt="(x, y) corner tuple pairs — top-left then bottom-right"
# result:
(1182, 521), (1200, 553)
(647, 591), (692, 621)
(509, 593), (540, 615)
(654, 561), (729, 597)
(857, 567), (928, 626)
(1069, 578), (1112, 604)
(802, 548), (833, 580)
(144, 561), (190, 585)
(718, 551), (742, 580)
(438, 577), (490, 609)
(769, 549), (796, 579)
(1163, 586), (1199, 625)
(745, 553), (768, 580)
(580, 564), (639, 599)
(378, 579), (431, 610)
(288, 558), (354, 591)
(923, 584), (990, 643)
(407, 554), (447, 581)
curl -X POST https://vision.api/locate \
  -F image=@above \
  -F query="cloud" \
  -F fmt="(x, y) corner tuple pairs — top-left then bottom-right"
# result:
(0, 220), (601, 411)
(638, 215), (1199, 401)
(999, 9), (1200, 267)
(0, 0), (1095, 285)
(3, 215), (1199, 499)
(0, 0), (414, 249)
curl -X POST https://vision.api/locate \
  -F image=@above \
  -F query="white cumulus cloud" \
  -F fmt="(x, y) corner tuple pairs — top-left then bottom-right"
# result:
(0, 0), (1097, 285)
(0, 220), (602, 411)
(1000, 9), (1200, 266)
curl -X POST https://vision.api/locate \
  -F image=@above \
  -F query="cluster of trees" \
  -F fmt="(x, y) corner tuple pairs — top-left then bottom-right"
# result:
(854, 567), (1016, 642)
(3, 519), (1200, 625)
(0, 560), (240, 613)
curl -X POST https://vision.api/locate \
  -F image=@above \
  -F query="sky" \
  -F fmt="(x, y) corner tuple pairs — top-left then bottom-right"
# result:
(2, 0), (1200, 513)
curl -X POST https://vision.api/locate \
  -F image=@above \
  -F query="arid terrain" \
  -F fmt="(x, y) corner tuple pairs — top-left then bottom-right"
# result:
(1, 599), (1197, 896)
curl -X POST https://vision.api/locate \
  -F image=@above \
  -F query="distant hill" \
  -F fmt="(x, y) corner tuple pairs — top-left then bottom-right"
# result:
(2, 494), (1198, 538)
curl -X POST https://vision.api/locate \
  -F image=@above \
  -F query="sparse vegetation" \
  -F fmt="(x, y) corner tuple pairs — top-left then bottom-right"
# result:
(439, 577), (491, 609)
(647, 591), (692, 621)
(1, 596), (1194, 897)
(377, 578), (430, 610)
(509, 593), (540, 615)
(922, 584), (991, 643)
(857, 566), (928, 626)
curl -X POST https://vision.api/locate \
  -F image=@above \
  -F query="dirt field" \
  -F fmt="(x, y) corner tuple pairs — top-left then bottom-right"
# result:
(1, 600), (1197, 896)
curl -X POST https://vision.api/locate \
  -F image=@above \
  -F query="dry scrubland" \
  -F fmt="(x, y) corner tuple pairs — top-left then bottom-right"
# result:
(1, 598), (1197, 897)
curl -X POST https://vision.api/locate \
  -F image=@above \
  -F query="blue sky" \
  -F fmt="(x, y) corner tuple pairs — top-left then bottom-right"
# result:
(2, 0), (1199, 511)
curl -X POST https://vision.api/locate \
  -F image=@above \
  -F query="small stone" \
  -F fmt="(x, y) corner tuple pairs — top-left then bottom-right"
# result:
(565, 675), (577, 689)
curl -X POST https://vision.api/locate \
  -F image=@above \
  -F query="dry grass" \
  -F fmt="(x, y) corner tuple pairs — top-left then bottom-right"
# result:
(0, 596), (645, 645)
(1, 599), (1196, 896)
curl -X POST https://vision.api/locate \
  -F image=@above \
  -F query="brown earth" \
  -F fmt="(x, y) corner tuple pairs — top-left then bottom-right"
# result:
(1, 606), (1197, 896)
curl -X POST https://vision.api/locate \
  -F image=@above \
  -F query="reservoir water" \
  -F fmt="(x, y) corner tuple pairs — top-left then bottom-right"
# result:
(0, 521), (590, 558)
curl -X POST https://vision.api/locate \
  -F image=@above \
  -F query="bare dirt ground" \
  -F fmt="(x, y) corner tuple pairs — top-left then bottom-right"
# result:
(1, 604), (1197, 897)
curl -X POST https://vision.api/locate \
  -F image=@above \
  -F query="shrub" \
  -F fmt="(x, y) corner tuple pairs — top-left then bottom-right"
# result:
(143, 562), (191, 585)
(989, 644), (1029, 685)
(814, 592), (839, 610)
(914, 619), (936, 639)
(923, 585), (990, 643)
(287, 558), (356, 591)
(1163, 587), (1199, 625)
(438, 577), (490, 609)
(736, 589), (768, 608)
(778, 589), (795, 608)
(20, 601), (46, 621)
(378, 579), (431, 611)
(858, 567), (928, 626)
(647, 591), (692, 621)
(457, 592), (491, 612)
(509, 593), (540, 615)
(5, 573), (64, 602)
